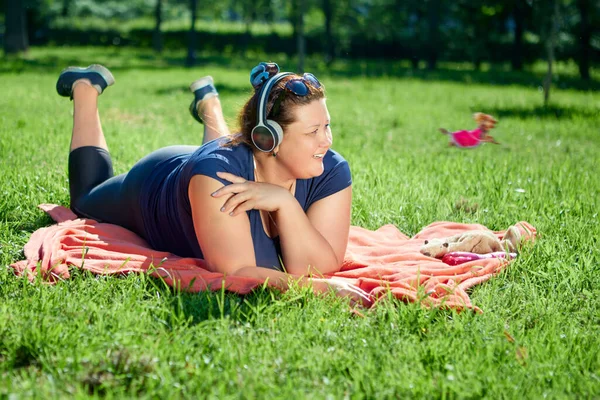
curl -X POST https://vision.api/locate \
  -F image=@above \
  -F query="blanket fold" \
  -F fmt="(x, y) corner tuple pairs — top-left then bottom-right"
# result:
(10, 204), (536, 312)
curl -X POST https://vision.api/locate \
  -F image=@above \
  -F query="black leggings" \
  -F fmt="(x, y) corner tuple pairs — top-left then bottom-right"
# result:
(68, 145), (197, 238)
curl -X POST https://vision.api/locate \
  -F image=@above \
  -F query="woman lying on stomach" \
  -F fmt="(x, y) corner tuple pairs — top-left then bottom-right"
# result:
(56, 62), (370, 306)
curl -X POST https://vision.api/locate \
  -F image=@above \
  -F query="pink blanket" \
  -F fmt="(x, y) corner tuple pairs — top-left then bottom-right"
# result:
(10, 204), (536, 312)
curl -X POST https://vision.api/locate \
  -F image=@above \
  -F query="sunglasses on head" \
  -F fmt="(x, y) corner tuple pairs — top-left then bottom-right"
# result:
(270, 73), (322, 117)
(284, 73), (321, 95)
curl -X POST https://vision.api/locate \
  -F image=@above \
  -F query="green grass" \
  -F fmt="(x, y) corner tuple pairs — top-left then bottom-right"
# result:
(1, 47), (599, 398)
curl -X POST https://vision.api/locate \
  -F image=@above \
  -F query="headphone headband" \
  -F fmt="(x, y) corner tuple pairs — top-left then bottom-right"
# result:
(251, 71), (294, 153)
(256, 72), (293, 127)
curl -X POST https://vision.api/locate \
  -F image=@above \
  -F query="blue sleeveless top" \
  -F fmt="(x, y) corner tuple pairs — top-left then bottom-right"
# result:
(139, 137), (352, 271)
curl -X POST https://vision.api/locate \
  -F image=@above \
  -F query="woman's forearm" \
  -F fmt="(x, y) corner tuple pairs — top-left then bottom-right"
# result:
(232, 266), (320, 292)
(273, 197), (340, 276)
(231, 266), (296, 290)
(231, 266), (373, 307)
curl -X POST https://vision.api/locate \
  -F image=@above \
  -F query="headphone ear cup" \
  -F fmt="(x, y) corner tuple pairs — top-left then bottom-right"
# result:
(266, 119), (283, 149)
(251, 124), (276, 152)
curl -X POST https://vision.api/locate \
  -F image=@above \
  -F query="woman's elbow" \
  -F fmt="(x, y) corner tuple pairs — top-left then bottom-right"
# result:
(230, 266), (251, 277)
(204, 259), (249, 276)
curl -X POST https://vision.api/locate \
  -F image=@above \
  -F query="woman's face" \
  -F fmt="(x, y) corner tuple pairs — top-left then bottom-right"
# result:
(277, 98), (333, 179)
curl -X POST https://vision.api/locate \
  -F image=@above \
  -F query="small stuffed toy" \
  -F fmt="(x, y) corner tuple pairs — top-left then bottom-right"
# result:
(441, 251), (516, 266)
(420, 225), (522, 259)
(440, 112), (499, 148)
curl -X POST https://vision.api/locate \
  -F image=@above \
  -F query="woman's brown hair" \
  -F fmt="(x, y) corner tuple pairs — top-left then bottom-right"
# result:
(228, 74), (326, 148)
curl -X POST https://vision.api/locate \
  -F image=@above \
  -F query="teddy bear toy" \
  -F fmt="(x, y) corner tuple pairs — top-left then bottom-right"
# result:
(420, 225), (522, 259)
(439, 112), (499, 148)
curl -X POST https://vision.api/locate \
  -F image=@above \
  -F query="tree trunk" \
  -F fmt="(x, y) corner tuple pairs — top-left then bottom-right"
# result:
(266, 0), (275, 26)
(4, 0), (29, 55)
(153, 0), (163, 53)
(511, 0), (525, 71)
(408, 4), (424, 69)
(61, 0), (72, 17)
(410, 57), (420, 69)
(291, 0), (298, 41)
(296, 0), (306, 73)
(323, 0), (335, 65)
(186, 0), (198, 67)
(426, 0), (441, 70)
(243, 2), (254, 56)
(543, 0), (560, 107)
(576, 0), (591, 80)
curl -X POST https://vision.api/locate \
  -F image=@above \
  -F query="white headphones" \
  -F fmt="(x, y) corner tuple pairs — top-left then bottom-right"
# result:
(251, 72), (293, 152)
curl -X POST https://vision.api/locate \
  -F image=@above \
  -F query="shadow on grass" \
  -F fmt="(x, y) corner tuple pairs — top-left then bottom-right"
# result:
(153, 82), (251, 97)
(477, 105), (600, 120)
(0, 52), (183, 74)
(171, 286), (280, 327)
(0, 50), (243, 74)
(327, 62), (600, 92)
(2, 47), (598, 92)
(134, 270), (272, 327)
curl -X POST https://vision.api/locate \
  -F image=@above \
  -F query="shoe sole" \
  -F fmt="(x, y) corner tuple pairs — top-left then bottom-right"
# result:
(60, 64), (116, 88)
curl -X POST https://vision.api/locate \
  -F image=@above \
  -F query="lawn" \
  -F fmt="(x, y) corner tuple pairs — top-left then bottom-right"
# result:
(1, 47), (599, 398)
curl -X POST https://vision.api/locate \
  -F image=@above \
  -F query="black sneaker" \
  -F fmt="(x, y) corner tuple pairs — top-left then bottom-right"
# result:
(189, 76), (218, 124)
(56, 64), (115, 99)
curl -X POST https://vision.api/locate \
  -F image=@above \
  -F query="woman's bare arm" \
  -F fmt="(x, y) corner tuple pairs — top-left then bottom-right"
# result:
(189, 176), (368, 305)
(274, 186), (352, 276)
(232, 266), (370, 306)
(189, 174), (339, 276)
(188, 175), (257, 275)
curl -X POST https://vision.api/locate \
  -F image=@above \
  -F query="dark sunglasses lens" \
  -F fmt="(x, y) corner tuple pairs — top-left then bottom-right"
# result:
(303, 73), (321, 88)
(285, 79), (309, 96)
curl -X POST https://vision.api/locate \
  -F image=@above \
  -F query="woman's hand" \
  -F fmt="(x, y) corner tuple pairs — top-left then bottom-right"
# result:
(312, 278), (373, 308)
(211, 172), (294, 216)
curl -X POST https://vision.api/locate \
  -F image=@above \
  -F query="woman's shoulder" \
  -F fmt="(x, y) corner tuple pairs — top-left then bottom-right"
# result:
(322, 148), (350, 173)
(197, 136), (251, 158)
(183, 136), (253, 182)
(195, 136), (252, 164)
(300, 148), (351, 208)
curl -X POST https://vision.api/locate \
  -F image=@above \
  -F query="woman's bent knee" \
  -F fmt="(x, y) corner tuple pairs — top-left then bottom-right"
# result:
(68, 146), (114, 201)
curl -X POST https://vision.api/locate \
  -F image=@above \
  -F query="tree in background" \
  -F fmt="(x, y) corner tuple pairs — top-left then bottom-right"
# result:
(61, 0), (73, 17)
(322, 0), (335, 65)
(3, 0), (597, 78)
(291, 0), (306, 73)
(425, 0), (441, 70)
(406, 0), (427, 68)
(3, 0), (29, 54)
(575, 0), (597, 81)
(186, 0), (198, 66)
(508, 0), (530, 71)
(534, 0), (561, 106)
(240, 0), (256, 54)
(153, 0), (163, 53)
(225, 0), (283, 55)
(321, 0), (361, 61)
(450, 0), (496, 71)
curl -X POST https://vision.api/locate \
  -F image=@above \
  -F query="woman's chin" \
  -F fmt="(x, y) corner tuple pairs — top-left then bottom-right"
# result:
(289, 158), (325, 179)
(308, 161), (325, 178)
